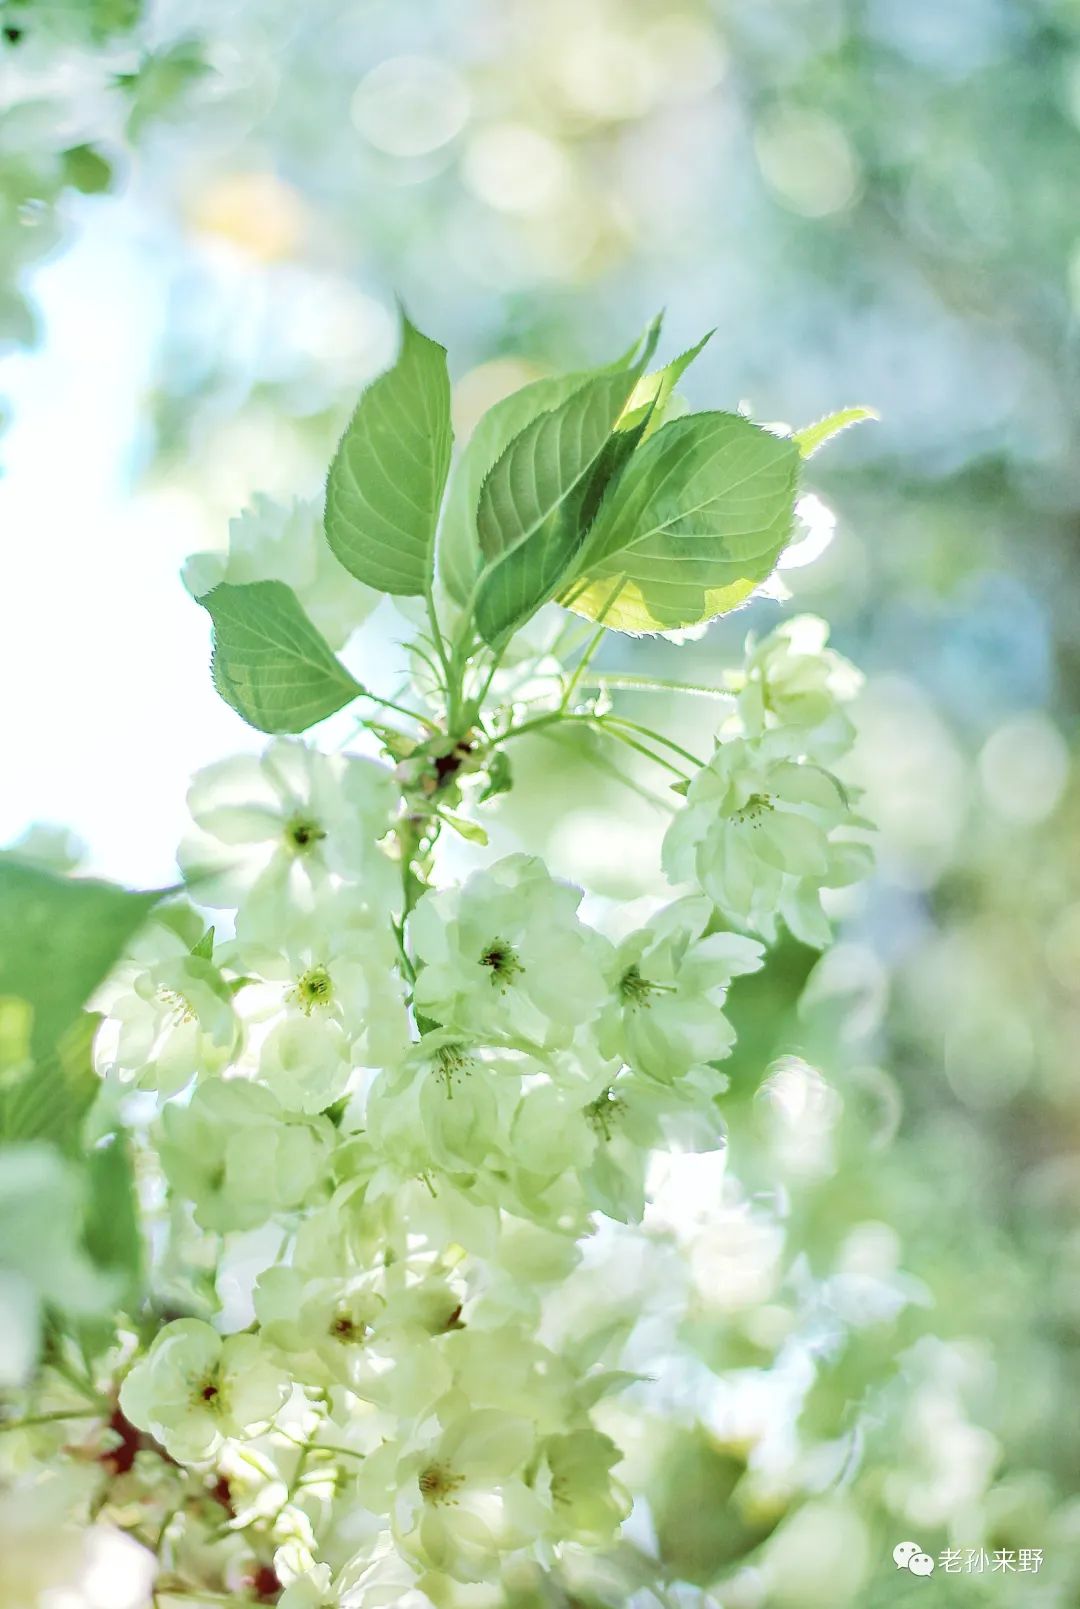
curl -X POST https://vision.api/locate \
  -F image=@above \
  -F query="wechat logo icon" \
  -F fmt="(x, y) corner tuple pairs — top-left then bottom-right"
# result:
(894, 1541), (935, 1576)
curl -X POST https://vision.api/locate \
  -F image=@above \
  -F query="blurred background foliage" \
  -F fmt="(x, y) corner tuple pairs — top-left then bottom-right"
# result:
(3, 0), (1080, 1602)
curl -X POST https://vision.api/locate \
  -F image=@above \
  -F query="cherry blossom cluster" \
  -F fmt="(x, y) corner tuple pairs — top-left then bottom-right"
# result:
(4, 517), (870, 1606)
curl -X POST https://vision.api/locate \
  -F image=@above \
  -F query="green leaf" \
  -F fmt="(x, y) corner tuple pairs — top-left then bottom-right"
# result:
(0, 996), (32, 1089)
(439, 810), (489, 846)
(191, 925), (215, 961)
(439, 318), (663, 609)
(0, 856), (162, 1063)
(84, 1135), (142, 1295)
(473, 366), (644, 645)
(617, 331), (713, 440)
(439, 370), (597, 607)
(792, 406), (878, 459)
(560, 412), (799, 636)
(200, 580), (362, 733)
(325, 314), (453, 596)
(0, 1012), (101, 1155)
(122, 40), (210, 139)
(60, 144), (113, 195)
(479, 749), (513, 802)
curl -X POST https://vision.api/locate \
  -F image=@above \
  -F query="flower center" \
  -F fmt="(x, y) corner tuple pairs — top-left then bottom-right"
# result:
(418, 1461), (465, 1505)
(583, 1088), (626, 1141)
(479, 938), (523, 988)
(328, 1310), (369, 1345)
(296, 965), (333, 1012)
(285, 815), (326, 853)
(156, 985), (195, 1025)
(194, 1370), (225, 1411)
(432, 1041), (476, 1096)
(618, 964), (655, 1007)
(731, 791), (773, 828)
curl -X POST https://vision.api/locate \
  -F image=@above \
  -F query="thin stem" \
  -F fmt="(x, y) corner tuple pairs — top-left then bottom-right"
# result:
(397, 816), (438, 922)
(155, 1504), (181, 1556)
(545, 618), (605, 682)
(359, 688), (439, 730)
(593, 719), (691, 779)
(0, 1408), (100, 1433)
(494, 710), (574, 746)
(47, 1354), (110, 1409)
(567, 733), (678, 815)
(449, 633), (476, 730)
(282, 1443), (311, 1509)
(424, 589), (453, 691)
(392, 916), (416, 984)
(472, 649), (505, 714)
(602, 713), (705, 769)
(406, 634), (445, 691)
(153, 1592), (238, 1606)
(561, 625), (607, 710)
(493, 709), (690, 780)
(584, 672), (735, 700)
(305, 1441), (367, 1462)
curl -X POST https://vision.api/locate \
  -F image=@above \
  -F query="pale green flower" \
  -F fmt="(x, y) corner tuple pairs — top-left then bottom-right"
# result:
(103, 944), (237, 1097)
(363, 1166), (502, 1259)
(507, 1079), (597, 1182)
(257, 1013), (352, 1113)
(662, 734), (871, 946)
(157, 1078), (333, 1232)
(365, 1034), (514, 1177)
(410, 855), (611, 1049)
(511, 1065), (726, 1225)
(377, 1273), (468, 1341)
(277, 1565), (336, 1609)
(733, 614), (862, 759)
(183, 494), (378, 650)
(254, 1266), (385, 1389)
(440, 1323), (576, 1432)
(257, 1263), (465, 1413)
(224, 888), (409, 1075)
(541, 1429), (631, 1544)
(357, 1410), (543, 1582)
(178, 740), (397, 928)
(599, 896), (763, 1082)
(119, 1319), (289, 1464)
(333, 1543), (429, 1608)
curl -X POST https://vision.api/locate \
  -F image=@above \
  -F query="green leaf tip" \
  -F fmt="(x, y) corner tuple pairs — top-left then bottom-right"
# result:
(324, 310), (453, 597)
(792, 406), (879, 459)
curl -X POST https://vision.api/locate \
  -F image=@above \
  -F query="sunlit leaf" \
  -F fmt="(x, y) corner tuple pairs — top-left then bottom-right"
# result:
(441, 318), (663, 615)
(439, 370), (595, 607)
(0, 856), (162, 1063)
(792, 405), (878, 459)
(561, 412), (799, 635)
(617, 330), (713, 439)
(325, 314), (452, 596)
(200, 580), (362, 733)
(440, 810), (489, 845)
(473, 367), (644, 644)
(84, 1135), (142, 1296)
(0, 1012), (101, 1155)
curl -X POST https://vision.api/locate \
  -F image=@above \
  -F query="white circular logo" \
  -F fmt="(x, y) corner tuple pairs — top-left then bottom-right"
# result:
(894, 1540), (935, 1575)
